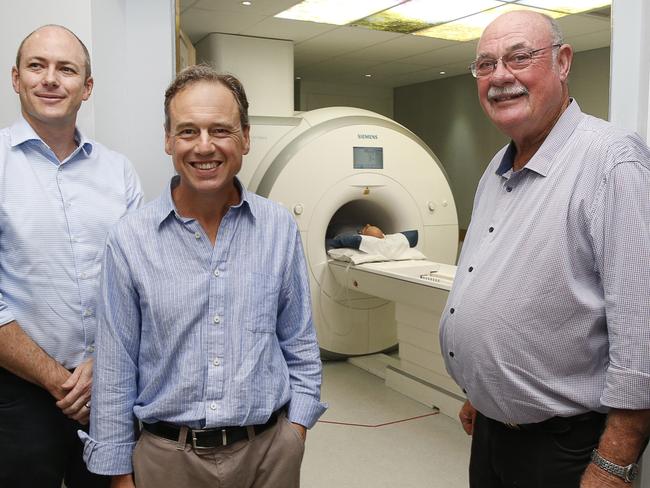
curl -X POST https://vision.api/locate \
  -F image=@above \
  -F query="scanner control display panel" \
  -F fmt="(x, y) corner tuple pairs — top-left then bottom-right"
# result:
(353, 146), (383, 169)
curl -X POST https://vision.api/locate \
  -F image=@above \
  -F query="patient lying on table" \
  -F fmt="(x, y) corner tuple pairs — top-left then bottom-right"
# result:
(326, 223), (423, 264)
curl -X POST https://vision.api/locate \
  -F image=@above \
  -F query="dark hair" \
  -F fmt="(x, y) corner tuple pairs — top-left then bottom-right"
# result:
(164, 64), (249, 132)
(16, 24), (91, 79)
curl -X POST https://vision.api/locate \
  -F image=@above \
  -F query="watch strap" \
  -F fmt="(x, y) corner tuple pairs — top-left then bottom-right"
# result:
(591, 449), (638, 483)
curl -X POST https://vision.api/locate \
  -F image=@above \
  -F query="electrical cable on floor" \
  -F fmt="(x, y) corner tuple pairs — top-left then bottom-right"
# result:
(321, 260), (354, 305)
(317, 410), (440, 428)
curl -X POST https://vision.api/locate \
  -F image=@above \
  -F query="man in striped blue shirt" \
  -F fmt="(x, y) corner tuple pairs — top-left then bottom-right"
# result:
(0, 25), (143, 488)
(440, 11), (650, 487)
(82, 66), (326, 487)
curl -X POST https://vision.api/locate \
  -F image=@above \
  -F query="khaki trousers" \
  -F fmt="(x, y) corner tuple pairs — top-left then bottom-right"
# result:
(132, 413), (304, 488)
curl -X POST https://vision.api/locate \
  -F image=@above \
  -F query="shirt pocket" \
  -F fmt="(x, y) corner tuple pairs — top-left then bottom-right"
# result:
(243, 271), (281, 334)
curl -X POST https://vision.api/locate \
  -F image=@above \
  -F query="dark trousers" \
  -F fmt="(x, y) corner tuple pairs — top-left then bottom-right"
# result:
(0, 367), (109, 488)
(470, 410), (606, 488)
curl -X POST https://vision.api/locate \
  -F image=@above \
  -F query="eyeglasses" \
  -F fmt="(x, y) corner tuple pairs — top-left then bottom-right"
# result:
(469, 44), (562, 78)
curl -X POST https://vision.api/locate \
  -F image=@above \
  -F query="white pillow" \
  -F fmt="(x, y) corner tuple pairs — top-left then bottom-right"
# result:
(359, 233), (410, 258)
(327, 246), (427, 265)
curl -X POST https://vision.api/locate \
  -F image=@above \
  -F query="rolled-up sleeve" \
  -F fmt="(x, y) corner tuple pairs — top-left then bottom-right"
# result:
(591, 160), (650, 409)
(277, 225), (327, 428)
(79, 231), (142, 475)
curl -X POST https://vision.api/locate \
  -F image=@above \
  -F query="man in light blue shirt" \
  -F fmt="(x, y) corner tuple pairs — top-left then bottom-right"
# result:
(0, 25), (143, 488)
(82, 65), (326, 488)
(440, 11), (650, 487)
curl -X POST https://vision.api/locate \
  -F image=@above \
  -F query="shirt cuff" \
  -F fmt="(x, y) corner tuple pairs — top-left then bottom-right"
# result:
(78, 430), (135, 476)
(287, 392), (328, 428)
(0, 311), (16, 327)
(601, 364), (650, 409)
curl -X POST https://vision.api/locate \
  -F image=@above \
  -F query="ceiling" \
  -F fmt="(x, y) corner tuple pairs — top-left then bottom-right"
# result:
(180, 0), (611, 88)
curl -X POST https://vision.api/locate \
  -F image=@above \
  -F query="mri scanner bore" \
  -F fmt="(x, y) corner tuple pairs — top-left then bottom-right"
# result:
(239, 107), (458, 357)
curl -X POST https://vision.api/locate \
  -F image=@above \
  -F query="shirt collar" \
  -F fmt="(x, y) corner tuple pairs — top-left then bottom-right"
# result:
(495, 98), (583, 178)
(496, 143), (517, 177)
(156, 175), (255, 228)
(9, 115), (94, 157)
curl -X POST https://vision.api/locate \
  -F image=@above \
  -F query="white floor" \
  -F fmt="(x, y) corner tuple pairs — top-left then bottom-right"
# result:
(301, 360), (471, 488)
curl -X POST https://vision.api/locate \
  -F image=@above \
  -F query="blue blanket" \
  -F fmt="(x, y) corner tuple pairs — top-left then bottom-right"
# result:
(326, 230), (418, 250)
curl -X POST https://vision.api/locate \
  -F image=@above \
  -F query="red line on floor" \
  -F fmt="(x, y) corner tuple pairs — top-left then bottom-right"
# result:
(317, 411), (439, 428)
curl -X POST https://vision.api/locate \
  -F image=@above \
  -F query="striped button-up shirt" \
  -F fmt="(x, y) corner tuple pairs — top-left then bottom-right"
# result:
(440, 100), (650, 424)
(0, 117), (143, 368)
(81, 177), (326, 475)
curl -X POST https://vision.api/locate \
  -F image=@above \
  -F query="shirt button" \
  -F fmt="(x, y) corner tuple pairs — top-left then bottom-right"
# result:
(450, 308), (455, 314)
(213, 315), (221, 325)
(80, 272), (87, 279)
(449, 351), (455, 358)
(213, 269), (220, 277)
(194, 232), (201, 239)
(83, 309), (93, 317)
(87, 345), (95, 353)
(489, 227), (494, 233)
(213, 358), (220, 366)
(468, 266), (474, 272)
(210, 402), (217, 410)
(506, 186), (513, 192)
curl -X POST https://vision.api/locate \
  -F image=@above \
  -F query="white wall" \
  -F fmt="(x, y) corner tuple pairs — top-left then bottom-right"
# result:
(90, 0), (176, 200)
(610, 0), (650, 140)
(299, 79), (393, 118)
(0, 0), (176, 201)
(196, 34), (294, 117)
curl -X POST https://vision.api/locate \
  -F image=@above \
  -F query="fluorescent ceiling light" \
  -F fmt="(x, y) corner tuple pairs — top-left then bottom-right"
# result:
(415, 3), (566, 41)
(513, 0), (611, 14)
(353, 0), (503, 33)
(275, 0), (403, 25)
(276, 0), (611, 38)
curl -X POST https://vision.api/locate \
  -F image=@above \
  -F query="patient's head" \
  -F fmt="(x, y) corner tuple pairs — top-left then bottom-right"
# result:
(360, 224), (385, 238)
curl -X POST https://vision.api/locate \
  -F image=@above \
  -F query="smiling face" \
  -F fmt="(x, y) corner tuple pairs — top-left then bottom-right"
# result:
(12, 26), (93, 131)
(476, 11), (572, 144)
(165, 81), (250, 205)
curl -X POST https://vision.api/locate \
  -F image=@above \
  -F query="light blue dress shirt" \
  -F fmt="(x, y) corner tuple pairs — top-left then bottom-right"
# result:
(440, 100), (650, 424)
(81, 176), (326, 475)
(0, 117), (143, 368)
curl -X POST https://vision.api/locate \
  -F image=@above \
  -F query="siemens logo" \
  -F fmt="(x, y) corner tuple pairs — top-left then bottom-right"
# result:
(357, 134), (378, 140)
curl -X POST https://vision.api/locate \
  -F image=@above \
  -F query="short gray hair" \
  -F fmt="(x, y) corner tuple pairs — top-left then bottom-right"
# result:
(535, 13), (564, 64)
(546, 14), (564, 45)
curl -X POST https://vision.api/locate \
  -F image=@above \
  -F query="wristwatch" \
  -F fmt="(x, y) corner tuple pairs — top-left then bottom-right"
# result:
(591, 449), (639, 483)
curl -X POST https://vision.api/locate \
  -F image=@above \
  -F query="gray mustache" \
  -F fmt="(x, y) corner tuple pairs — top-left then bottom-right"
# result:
(488, 85), (529, 101)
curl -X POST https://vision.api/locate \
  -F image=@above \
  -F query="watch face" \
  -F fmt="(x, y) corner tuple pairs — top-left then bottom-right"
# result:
(626, 464), (639, 481)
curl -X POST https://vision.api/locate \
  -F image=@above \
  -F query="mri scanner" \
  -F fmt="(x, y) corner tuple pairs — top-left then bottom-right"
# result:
(240, 106), (460, 365)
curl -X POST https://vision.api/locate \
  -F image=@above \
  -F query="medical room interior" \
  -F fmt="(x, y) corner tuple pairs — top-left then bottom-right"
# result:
(1, 0), (648, 486)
